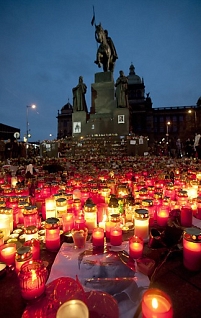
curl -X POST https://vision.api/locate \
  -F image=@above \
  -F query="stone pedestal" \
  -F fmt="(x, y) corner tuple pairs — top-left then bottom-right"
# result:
(113, 108), (130, 136)
(72, 111), (87, 137)
(91, 72), (116, 114)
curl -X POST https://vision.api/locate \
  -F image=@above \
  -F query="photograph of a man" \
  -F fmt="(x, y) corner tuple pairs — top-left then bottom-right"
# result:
(78, 250), (149, 318)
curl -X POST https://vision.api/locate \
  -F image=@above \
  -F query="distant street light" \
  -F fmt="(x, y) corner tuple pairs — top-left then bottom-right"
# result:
(26, 104), (36, 157)
(188, 109), (197, 133)
(166, 121), (171, 143)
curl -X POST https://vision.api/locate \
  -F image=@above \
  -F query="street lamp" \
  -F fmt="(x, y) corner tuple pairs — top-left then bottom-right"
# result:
(26, 104), (36, 156)
(166, 121), (171, 143)
(188, 109), (197, 133)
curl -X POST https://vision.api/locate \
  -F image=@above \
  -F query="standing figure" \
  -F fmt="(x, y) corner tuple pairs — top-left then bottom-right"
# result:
(115, 70), (128, 108)
(72, 76), (87, 112)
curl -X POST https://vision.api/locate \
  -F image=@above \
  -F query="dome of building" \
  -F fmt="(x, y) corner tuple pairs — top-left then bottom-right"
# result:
(61, 101), (73, 111)
(127, 63), (142, 84)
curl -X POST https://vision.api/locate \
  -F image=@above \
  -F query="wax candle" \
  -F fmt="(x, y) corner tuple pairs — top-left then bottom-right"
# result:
(157, 206), (169, 227)
(0, 243), (16, 266)
(110, 226), (122, 246)
(105, 221), (111, 239)
(56, 198), (67, 219)
(142, 288), (173, 318)
(180, 205), (192, 227)
(45, 197), (56, 218)
(15, 246), (33, 273)
(56, 299), (89, 318)
(74, 217), (86, 230)
(129, 236), (143, 259)
(92, 228), (104, 247)
(84, 199), (97, 233)
(0, 214), (10, 241)
(24, 239), (40, 260)
(72, 228), (88, 249)
(183, 228), (201, 271)
(23, 206), (38, 228)
(62, 213), (74, 233)
(134, 209), (149, 242)
(45, 217), (60, 251)
(18, 260), (48, 300)
(25, 226), (38, 241)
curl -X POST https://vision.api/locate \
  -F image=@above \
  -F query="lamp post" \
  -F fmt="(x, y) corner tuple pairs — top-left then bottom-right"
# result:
(188, 109), (197, 133)
(166, 121), (171, 144)
(26, 104), (36, 157)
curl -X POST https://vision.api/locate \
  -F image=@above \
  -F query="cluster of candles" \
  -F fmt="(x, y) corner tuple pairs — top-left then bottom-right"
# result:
(0, 158), (201, 307)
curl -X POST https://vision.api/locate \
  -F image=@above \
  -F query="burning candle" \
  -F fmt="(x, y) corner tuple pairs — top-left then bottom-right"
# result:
(129, 236), (143, 259)
(142, 288), (173, 318)
(183, 228), (201, 271)
(23, 206), (38, 228)
(110, 226), (122, 246)
(92, 227), (104, 247)
(84, 199), (97, 233)
(18, 260), (48, 300)
(180, 205), (192, 227)
(74, 216), (86, 230)
(25, 226), (38, 241)
(157, 206), (169, 227)
(56, 299), (89, 318)
(62, 213), (74, 233)
(45, 217), (60, 251)
(45, 197), (56, 218)
(134, 209), (149, 242)
(56, 198), (67, 219)
(72, 228), (88, 249)
(0, 214), (10, 241)
(0, 243), (16, 266)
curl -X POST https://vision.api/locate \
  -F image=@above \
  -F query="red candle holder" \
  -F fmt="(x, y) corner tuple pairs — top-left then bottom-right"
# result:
(18, 260), (48, 300)
(110, 225), (122, 246)
(183, 228), (201, 271)
(129, 235), (143, 259)
(24, 239), (40, 260)
(45, 217), (60, 251)
(142, 288), (173, 318)
(92, 227), (104, 247)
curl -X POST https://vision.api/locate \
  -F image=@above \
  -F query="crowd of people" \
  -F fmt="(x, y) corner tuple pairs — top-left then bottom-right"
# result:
(0, 138), (40, 163)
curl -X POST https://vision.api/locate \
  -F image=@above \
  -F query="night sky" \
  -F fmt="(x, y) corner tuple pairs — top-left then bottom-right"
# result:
(1, 0), (201, 142)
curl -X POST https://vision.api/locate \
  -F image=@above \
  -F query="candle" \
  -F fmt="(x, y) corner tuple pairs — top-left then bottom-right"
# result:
(134, 209), (149, 242)
(142, 288), (173, 318)
(24, 239), (40, 260)
(110, 226), (122, 246)
(15, 246), (33, 273)
(56, 198), (67, 219)
(92, 228), (104, 247)
(72, 228), (88, 249)
(62, 213), (74, 233)
(45, 197), (56, 218)
(45, 217), (60, 251)
(0, 243), (16, 266)
(157, 206), (169, 227)
(18, 260), (48, 300)
(84, 199), (97, 233)
(183, 228), (201, 271)
(23, 206), (38, 228)
(25, 226), (38, 241)
(0, 214), (10, 241)
(105, 221), (111, 239)
(129, 236), (143, 259)
(56, 299), (89, 318)
(74, 217), (86, 230)
(180, 205), (192, 227)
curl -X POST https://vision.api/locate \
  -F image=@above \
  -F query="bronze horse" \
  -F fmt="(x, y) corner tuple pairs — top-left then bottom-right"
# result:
(94, 24), (115, 72)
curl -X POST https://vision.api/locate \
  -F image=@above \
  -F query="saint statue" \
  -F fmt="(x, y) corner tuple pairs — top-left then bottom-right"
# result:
(115, 70), (128, 108)
(72, 76), (87, 112)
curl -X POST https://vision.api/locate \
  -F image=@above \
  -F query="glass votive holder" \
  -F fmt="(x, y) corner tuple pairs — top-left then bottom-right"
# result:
(23, 206), (38, 228)
(0, 243), (16, 266)
(45, 217), (60, 251)
(142, 288), (173, 318)
(134, 208), (149, 243)
(157, 206), (169, 227)
(15, 246), (33, 273)
(183, 227), (201, 271)
(62, 213), (74, 233)
(129, 235), (143, 259)
(180, 205), (193, 227)
(110, 225), (122, 246)
(25, 226), (38, 242)
(18, 260), (48, 301)
(24, 239), (40, 260)
(56, 299), (89, 318)
(0, 214), (10, 241)
(92, 227), (104, 247)
(72, 227), (88, 249)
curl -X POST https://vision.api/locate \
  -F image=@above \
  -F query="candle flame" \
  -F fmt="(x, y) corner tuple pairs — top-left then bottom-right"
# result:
(152, 297), (158, 309)
(31, 269), (37, 282)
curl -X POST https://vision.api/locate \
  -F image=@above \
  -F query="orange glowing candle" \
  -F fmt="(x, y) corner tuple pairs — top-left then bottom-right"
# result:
(142, 288), (173, 318)
(92, 227), (104, 247)
(129, 236), (143, 259)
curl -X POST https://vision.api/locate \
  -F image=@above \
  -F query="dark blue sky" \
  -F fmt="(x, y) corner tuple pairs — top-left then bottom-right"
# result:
(0, 0), (201, 141)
